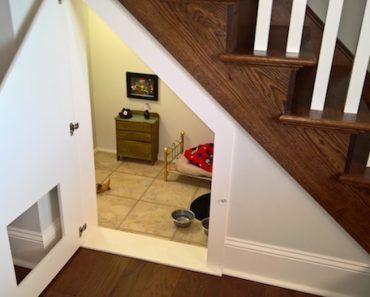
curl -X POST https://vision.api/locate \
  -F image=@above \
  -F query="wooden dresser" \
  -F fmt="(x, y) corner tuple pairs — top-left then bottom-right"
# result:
(115, 111), (159, 163)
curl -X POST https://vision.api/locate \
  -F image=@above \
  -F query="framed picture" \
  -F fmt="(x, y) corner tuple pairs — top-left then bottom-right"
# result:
(126, 72), (158, 101)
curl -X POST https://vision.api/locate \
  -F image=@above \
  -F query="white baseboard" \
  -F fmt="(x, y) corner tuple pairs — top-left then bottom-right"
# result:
(7, 227), (44, 269)
(223, 237), (370, 297)
(12, 258), (37, 270)
(7, 226), (43, 245)
(94, 147), (164, 161)
(83, 226), (221, 276)
(42, 219), (62, 250)
(94, 147), (116, 154)
(7, 220), (62, 269)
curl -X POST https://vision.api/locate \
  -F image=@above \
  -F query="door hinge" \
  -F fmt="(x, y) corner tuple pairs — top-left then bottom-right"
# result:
(70, 122), (80, 136)
(79, 224), (87, 237)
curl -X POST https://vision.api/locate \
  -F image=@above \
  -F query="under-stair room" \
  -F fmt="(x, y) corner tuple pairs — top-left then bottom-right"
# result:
(87, 8), (214, 248)
(1, 0), (370, 295)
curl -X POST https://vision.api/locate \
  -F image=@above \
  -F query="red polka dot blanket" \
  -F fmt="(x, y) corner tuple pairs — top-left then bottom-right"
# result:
(184, 143), (214, 173)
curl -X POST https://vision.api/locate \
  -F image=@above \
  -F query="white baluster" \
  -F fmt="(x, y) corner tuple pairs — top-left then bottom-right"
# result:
(310, 0), (344, 111)
(254, 0), (274, 52)
(286, 0), (308, 54)
(344, 0), (370, 114)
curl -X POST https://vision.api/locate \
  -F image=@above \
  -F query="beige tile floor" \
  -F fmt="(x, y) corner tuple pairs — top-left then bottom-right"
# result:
(95, 152), (211, 247)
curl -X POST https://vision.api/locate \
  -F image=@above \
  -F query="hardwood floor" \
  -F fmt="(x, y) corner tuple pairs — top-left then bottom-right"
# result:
(41, 248), (318, 297)
(14, 265), (32, 285)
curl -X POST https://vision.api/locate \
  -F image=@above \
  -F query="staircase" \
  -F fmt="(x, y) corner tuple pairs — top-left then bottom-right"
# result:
(118, 0), (370, 252)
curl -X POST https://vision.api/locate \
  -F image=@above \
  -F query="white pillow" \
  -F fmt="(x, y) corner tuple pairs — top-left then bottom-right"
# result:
(174, 154), (212, 178)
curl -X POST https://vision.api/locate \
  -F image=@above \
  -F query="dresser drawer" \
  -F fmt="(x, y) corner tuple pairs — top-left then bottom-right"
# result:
(116, 120), (151, 132)
(117, 130), (152, 142)
(117, 140), (152, 160)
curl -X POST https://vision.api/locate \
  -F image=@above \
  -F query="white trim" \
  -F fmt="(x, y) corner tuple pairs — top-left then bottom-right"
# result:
(225, 237), (370, 274)
(42, 219), (61, 250)
(7, 226), (43, 245)
(8, 219), (62, 252)
(94, 147), (116, 154)
(94, 147), (166, 161)
(12, 258), (37, 270)
(223, 237), (370, 297)
(7, 226), (44, 269)
(83, 226), (221, 276)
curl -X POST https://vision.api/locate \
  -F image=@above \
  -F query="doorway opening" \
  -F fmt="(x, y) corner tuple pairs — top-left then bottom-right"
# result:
(87, 8), (214, 251)
(7, 186), (63, 285)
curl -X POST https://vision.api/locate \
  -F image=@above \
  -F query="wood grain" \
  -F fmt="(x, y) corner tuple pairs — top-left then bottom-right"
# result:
(41, 248), (318, 297)
(340, 132), (370, 189)
(225, 0), (258, 53)
(220, 26), (317, 67)
(280, 4), (370, 132)
(280, 66), (370, 132)
(117, 0), (370, 252)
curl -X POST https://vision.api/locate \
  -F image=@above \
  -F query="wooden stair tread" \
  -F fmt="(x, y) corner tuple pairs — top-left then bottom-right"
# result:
(340, 163), (370, 188)
(280, 66), (370, 132)
(220, 26), (317, 67)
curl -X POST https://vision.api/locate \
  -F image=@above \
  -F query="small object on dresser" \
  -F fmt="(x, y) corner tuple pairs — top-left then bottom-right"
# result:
(119, 108), (132, 119)
(144, 103), (151, 120)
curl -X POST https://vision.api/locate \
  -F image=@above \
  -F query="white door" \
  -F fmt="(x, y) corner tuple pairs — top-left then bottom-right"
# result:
(0, 0), (84, 296)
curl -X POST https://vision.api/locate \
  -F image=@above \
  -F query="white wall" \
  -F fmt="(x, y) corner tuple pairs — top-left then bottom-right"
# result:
(87, 9), (214, 159)
(8, 0), (42, 46)
(1, 0), (43, 84)
(37, 187), (60, 233)
(8, 203), (41, 233)
(0, 0), (16, 83)
(227, 126), (369, 262)
(8, 187), (60, 234)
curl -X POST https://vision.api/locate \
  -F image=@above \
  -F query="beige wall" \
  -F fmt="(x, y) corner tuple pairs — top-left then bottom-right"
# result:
(86, 9), (214, 159)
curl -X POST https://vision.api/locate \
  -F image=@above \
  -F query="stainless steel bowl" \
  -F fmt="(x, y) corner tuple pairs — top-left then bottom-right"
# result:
(171, 209), (195, 228)
(201, 217), (209, 236)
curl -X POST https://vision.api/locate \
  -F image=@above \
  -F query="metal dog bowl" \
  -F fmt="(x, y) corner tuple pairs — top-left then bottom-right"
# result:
(171, 209), (195, 228)
(201, 217), (209, 236)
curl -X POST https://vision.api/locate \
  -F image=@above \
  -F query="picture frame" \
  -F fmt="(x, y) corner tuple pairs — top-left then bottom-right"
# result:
(126, 72), (158, 101)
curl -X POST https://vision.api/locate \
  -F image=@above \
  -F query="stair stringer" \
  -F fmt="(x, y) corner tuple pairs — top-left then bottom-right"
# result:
(85, 0), (370, 295)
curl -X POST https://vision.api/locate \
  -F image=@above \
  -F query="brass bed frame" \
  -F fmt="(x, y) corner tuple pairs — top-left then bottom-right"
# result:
(163, 131), (212, 182)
